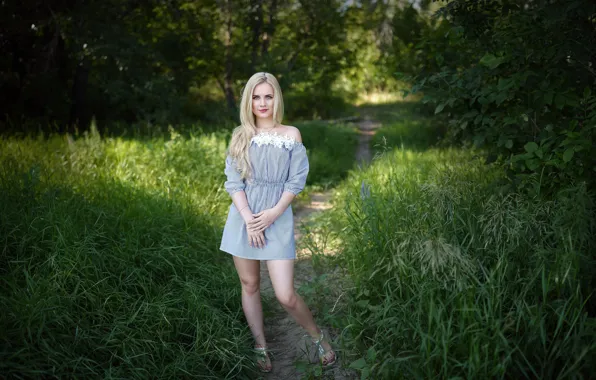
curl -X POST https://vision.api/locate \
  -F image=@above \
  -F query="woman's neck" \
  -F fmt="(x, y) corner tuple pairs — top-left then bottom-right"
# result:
(255, 119), (276, 131)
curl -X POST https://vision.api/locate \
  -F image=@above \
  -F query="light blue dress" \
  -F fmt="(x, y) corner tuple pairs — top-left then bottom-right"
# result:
(219, 132), (309, 260)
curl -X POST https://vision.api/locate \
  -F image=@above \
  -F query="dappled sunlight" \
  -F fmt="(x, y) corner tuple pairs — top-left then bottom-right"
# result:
(0, 150), (253, 378)
(354, 91), (421, 106)
(0, 132), (233, 221)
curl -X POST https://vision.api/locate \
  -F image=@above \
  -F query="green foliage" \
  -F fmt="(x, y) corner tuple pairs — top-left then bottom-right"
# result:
(407, 0), (596, 193)
(0, 130), (258, 378)
(297, 121), (359, 188)
(363, 102), (446, 151)
(327, 147), (596, 378)
(1, 0), (359, 131)
(0, 122), (354, 376)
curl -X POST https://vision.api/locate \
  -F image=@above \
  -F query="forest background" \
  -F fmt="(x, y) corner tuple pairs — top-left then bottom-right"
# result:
(1, 0), (595, 378)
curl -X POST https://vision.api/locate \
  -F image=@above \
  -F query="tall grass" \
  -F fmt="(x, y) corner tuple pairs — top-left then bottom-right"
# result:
(0, 121), (358, 378)
(0, 127), (257, 378)
(296, 121), (359, 189)
(328, 147), (596, 378)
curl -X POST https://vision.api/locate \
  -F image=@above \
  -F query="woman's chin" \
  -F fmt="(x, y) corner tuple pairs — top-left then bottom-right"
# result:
(254, 113), (273, 120)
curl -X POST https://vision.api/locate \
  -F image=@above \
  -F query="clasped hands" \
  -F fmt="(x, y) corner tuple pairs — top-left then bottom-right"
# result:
(245, 207), (282, 248)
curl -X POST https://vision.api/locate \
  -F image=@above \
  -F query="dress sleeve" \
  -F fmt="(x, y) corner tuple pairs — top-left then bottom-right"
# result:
(283, 143), (309, 195)
(224, 155), (246, 195)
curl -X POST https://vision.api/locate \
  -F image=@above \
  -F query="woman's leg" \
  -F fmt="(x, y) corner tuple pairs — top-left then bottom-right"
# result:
(266, 259), (335, 362)
(232, 256), (267, 348)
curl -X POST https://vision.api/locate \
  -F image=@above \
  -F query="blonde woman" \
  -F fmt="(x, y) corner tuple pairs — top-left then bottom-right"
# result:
(220, 72), (336, 372)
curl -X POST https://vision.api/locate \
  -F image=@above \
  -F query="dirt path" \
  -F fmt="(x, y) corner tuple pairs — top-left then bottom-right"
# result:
(259, 118), (379, 379)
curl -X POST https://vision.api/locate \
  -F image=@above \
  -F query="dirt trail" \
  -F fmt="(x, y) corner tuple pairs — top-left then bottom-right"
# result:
(259, 118), (380, 379)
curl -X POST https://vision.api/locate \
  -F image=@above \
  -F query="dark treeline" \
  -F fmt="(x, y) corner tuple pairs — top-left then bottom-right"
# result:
(1, 0), (436, 133)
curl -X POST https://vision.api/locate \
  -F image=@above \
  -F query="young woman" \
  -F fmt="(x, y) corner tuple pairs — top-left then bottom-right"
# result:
(219, 72), (336, 372)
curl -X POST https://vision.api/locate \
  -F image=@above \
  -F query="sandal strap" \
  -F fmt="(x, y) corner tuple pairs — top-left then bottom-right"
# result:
(254, 346), (272, 372)
(312, 329), (326, 345)
(254, 346), (270, 357)
(311, 330), (336, 365)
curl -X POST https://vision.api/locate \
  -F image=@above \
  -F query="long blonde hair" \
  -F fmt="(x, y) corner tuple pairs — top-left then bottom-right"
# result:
(228, 72), (284, 179)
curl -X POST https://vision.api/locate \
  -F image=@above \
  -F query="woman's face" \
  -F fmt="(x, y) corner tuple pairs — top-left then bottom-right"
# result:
(252, 82), (274, 121)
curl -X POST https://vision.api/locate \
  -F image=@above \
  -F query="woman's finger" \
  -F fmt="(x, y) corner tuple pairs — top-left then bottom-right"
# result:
(257, 233), (265, 248)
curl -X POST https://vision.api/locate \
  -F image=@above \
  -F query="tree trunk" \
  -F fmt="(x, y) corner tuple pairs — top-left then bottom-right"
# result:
(250, 0), (263, 72)
(261, 0), (277, 57)
(223, 0), (236, 109)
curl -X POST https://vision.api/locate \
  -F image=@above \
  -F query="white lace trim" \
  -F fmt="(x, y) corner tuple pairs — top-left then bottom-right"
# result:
(251, 132), (300, 149)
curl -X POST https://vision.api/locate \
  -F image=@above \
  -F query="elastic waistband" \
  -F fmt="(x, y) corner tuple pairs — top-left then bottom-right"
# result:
(248, 178), (284, 186)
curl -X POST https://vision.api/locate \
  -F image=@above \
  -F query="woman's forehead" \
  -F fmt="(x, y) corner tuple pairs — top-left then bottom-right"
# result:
(253, 82), (274, 95)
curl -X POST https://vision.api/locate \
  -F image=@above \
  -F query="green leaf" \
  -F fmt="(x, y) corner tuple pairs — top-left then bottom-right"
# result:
(525, 158), (540, 171)
(555, 94), (567, 109)
(366, 347), (377, 362)
(505, 140), (513, 149)
(524, 142), (539, 153)
(584, 86), (591, 98)
(314, 366), (322, 376)
(563, 148), (574, 162)
(349, 358), (368, 370)
(543, 92), (554, 105)
(361, 368), (370, 380)
(480, 53), (504, 69)
(535, 148), (543, 159)
(435, 103), (445, 114)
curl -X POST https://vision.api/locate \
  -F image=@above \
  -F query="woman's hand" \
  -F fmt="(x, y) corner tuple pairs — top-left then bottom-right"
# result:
(248, 207), (282, 233)
(247, 227), (266, 248)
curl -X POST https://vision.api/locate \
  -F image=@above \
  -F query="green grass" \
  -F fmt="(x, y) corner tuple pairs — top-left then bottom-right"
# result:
(318, 145), (596, 379)
(0, 122), (357, 378)
(0, 128), (255, 378)
(297, 101), (596, 379)
(296, 121), (359, 189)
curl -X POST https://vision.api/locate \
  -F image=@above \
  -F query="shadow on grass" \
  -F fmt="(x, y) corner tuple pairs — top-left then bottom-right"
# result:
(0, 165), (258, 379)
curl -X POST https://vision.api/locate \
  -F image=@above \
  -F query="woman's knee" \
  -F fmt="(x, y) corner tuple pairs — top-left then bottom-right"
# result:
(276, 290), (297, 309)
(239, 277), (260, 295)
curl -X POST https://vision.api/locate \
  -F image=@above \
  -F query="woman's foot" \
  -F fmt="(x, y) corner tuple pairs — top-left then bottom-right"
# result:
(311, 329), (337, 366)
(254, 345), (272, 372)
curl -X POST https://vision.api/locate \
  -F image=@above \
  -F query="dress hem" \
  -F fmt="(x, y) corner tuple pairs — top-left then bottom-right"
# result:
(219, 247), (296, 261)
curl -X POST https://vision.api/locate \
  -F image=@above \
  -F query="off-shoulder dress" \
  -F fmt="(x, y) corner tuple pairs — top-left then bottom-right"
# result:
(219, 131), (309, 260)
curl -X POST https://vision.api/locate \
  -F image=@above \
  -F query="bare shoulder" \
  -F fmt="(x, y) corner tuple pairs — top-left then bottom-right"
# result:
(280, 124), (302, 143)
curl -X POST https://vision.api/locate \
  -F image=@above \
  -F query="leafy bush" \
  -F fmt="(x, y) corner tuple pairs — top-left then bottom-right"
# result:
(407, 0), (596, 194)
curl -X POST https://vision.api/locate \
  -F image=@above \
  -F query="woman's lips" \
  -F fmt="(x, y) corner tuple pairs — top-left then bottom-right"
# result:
(259, 109), (268, 113)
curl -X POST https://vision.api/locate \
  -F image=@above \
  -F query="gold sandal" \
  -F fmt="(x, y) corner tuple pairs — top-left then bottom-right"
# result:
(312, 330), (336, 367)
(254, 346), (272, 373)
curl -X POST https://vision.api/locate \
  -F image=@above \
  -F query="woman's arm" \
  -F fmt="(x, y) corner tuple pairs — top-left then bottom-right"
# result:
(248, 191), (295, 232)
(224, 154), (265, 247)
